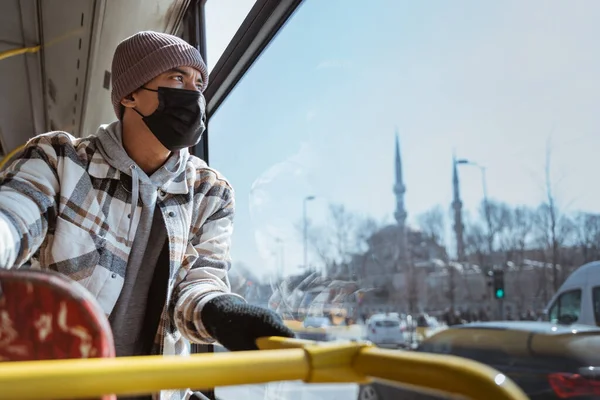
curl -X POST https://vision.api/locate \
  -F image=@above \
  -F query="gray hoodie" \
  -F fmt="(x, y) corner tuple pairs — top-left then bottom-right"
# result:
(95, 121), (187, 357)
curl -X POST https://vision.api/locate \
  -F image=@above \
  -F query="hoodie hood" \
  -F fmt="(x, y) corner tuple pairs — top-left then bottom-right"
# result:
(95, 121), (189, 239)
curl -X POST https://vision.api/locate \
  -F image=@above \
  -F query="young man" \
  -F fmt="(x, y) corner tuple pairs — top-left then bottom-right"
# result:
(0, 31), (293, 399)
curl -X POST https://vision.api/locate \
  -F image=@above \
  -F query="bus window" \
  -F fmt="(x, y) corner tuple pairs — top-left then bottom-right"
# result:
(205, 0), (600, 397)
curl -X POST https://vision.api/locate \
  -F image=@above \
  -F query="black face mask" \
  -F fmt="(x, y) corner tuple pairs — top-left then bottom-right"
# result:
(133, 87), (206, 151)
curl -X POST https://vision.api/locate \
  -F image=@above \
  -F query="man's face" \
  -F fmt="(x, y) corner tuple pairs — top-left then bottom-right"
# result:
(123, 66), (205, 117)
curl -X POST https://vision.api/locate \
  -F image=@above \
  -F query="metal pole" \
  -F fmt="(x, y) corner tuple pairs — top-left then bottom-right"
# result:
(480, 166), (493, 256)
(0, 336), (530, 400)
(479, 167), (497, 318)
(457, 160), (496, 316)
(488, 271), (494, 320)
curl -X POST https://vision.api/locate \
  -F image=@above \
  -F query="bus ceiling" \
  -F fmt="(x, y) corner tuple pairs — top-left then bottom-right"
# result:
(0, 0), (192, 157)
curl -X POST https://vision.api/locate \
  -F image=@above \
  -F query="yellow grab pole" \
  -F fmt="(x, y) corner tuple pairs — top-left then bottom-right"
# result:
(0, 45), (41, 61)
(0, 349), (308, 400)
(354, 347), (527, 400)
(0, 28), (85, 62)
(0, 337), (529, 400)
(260, 337), (528, 400)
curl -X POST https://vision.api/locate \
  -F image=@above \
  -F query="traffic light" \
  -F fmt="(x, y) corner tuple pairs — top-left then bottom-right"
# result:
(493, 270), (505, 299)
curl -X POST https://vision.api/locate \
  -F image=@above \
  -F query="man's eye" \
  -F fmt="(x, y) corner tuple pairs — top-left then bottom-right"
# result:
(173, 75), (184, 82)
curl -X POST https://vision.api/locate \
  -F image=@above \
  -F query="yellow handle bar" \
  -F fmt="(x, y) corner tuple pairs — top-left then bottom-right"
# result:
(0, 144), (25, 171)
(0, 337), (528, 400)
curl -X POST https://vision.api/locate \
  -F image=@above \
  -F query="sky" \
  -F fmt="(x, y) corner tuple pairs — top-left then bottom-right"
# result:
(204, 0), (600, 281)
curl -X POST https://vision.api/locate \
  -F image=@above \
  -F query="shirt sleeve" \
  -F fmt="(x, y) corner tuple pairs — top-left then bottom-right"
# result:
(0, 135), (61, 268)
(172, 174), (245, 343)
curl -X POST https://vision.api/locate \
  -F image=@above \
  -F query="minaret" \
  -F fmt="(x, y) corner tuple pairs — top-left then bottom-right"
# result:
(452, 155), (466, 261)
(394, 132), (407, 226)
(394, 131), (409, 272)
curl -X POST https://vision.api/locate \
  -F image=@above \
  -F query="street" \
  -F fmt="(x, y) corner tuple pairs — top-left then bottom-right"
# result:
(216, 382), (359, 400)
(213, 325), (364, 400)
(213, 324), (404, 400)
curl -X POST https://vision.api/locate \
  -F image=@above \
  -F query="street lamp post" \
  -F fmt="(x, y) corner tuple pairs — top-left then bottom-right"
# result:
(456, 159), (492, 255)
(303, 196), (315, 271)
(457, 159), (500, 318)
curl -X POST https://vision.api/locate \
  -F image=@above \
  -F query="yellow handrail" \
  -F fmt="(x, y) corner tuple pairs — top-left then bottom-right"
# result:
(0, 27), (85, 62)
(0, 143), (25, 170)
(0, 337), (529, 400)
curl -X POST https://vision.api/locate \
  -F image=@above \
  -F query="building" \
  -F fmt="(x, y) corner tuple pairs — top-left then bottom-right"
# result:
(336, 131), (446, 312)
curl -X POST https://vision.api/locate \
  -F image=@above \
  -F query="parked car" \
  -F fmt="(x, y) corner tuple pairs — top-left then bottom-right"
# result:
(366, 313), (406, 348)
(359, 321), (600, 400)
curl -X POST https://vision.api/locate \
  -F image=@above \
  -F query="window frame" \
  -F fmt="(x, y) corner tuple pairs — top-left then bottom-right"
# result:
(592, 286), (600, 326)
(183, 0), (209, 162)
(184, 0), (304, 164)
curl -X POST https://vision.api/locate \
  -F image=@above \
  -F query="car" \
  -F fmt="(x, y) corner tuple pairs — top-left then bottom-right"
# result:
(366, 314), (406, 348)
(415, 314), (446, 342)
(295, 316), (333, 341)
(359, 321), (600, 400)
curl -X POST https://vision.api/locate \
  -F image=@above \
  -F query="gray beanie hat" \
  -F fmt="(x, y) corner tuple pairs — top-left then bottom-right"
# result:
(111, 31), (208, 119)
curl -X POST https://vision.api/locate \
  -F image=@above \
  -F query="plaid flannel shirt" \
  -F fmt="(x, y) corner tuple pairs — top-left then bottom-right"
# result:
(0, 131), (238, 400)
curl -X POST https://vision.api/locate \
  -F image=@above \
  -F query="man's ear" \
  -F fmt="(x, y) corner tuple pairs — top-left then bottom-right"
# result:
(120, 93), (136, 109)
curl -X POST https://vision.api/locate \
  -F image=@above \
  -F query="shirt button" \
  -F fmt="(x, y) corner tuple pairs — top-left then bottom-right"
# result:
(111, 273), (117, 278)
(127, 214), (131, 219)
(168, 211), (176, 218)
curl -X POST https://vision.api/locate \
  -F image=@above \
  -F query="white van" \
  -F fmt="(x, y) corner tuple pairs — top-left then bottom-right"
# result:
(545, 261), (600, 326)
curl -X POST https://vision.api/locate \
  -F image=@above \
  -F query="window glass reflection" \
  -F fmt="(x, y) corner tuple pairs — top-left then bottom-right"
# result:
(210, 0), (599, 318)
(209, 0), (599, 396)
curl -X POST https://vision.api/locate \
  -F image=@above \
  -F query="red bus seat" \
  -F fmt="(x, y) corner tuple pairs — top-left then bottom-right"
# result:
(0, 269), (116, 400)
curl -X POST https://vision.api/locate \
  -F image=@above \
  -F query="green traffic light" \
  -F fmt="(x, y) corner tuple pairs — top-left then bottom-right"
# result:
(496, 289), (505, 298)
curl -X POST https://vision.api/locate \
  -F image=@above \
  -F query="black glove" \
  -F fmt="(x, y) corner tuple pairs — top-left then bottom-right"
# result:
(201, 295), (295, 351)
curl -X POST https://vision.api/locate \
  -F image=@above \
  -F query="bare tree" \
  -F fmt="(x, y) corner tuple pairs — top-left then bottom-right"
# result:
(479, 200), (511, 260)
(355, 217), (380, 248)
(496, 205), (535, 264)
(535, 206), (577, 290)
(533, 139), (576, 292)
(302, 203), (377, 279)
(545, 140), (559, 291)
(418, 205), (453, 307)
(513, 207), (536, 261)
(306, 223), (335, 269)
(573, 212), (600, 264)
(479, 200), (507, 258)
(417, 205), (447, 253)
(465, 222), (487, 268)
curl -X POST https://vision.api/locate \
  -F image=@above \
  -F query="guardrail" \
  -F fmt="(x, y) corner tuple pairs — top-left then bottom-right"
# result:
(0, 337), (529, 400)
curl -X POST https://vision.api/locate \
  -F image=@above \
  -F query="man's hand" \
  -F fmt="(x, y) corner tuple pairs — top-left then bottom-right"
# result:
(201, 295), (295, 351)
